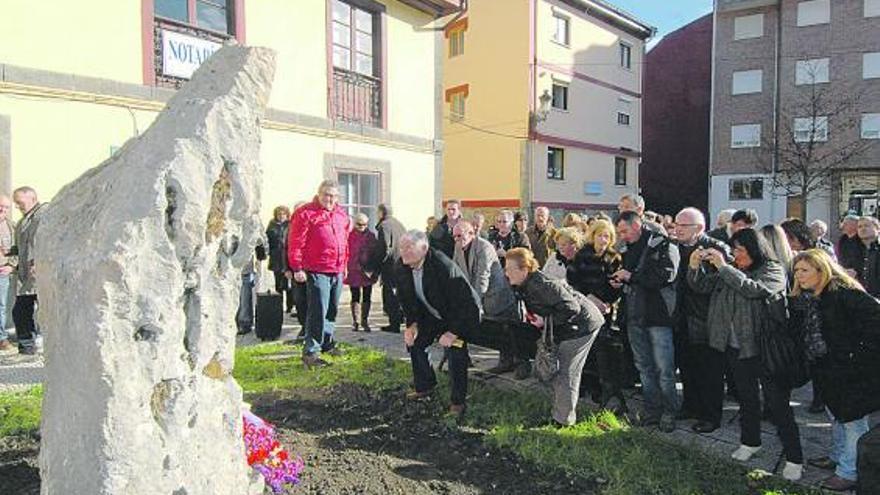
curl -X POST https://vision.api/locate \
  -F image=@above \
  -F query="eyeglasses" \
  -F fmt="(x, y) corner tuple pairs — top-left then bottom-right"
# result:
(356, 223), (367, 227)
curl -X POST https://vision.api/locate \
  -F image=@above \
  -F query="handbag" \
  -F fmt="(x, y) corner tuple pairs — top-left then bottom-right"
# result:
(534, 315), (560, 383)
(759, 295), (810, 388)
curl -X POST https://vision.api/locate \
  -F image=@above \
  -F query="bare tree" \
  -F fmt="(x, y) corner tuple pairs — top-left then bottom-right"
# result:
(758, 69), (875, 220)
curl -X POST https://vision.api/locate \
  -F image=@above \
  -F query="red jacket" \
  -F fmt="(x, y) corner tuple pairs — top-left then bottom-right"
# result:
(287, 200), (351, 274)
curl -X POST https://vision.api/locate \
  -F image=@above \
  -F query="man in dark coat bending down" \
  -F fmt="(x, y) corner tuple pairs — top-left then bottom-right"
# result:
(395, 229), (481, 418)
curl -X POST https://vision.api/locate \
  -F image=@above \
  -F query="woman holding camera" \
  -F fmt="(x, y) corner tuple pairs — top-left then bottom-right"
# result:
(687, 228), (803, 481)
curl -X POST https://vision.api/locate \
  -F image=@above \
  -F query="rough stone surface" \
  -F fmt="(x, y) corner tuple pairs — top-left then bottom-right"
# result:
(33, 45), (275, 495)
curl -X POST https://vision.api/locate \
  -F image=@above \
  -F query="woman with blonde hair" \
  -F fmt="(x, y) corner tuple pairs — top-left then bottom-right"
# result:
(759, 224), (794, 274)
(791, 249), (880, 491)
(567, 218), (626, 412)
(542, 227), (585, 280)
(504, 248), (604, 426)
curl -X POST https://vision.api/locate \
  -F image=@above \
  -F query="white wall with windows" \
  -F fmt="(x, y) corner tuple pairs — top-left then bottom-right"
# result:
(532, 145), (638, 206)
(734, 13), (763, 40)
(797, 0), (831, 27)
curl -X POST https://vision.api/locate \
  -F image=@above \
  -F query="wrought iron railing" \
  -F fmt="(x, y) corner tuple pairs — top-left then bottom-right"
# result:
(332, 68), (382, 128)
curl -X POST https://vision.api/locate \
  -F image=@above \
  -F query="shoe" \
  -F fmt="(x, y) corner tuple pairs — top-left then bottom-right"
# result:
(676, 409), (699, 421)
(360, 301), (372, 332)
(350, 302), (360, 332)
(324, 347), (344, 357)
(637, 414), (660, 427)
(0, 340), (12, 352)
(820, 475), (857, 492)
(659, 414), (676, 433)
(236, 327), (252, 335)
(445, 404), (465, 420)
(513, 361), (531, 380)
(807, 456), (837, 470)
(731, 444), (762, 462)
(808, 400), (826, 414)
(691, 421), (719, 434)
(782, 462), (803, 481)
(302, 354), (331, 369)
(604, 396), (629, 416)
(18, 347), (37, 356)
(406, 389), (433, 401)
(380, 324), (401, 333)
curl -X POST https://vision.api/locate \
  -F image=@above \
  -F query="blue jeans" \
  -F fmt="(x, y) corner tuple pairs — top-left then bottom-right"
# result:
(0, 276), (9, 342)
(628, 325), (680, 417)
(303, 272), (342, 356)
(829, 412), (869, 481)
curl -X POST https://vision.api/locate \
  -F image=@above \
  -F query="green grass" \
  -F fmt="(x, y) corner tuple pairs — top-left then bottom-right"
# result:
(0, 385), (43, 437)
(0, 344), (826, 495)
(233, 342), (411, 396)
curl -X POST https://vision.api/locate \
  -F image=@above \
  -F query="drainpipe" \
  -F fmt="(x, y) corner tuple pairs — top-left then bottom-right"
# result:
(709, 0), (719, 218)
(770, 0), (782, 221)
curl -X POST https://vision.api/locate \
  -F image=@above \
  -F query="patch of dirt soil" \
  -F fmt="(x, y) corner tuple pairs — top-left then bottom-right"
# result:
(255, 383), (595, 495)
(0, 434), (39, 495)
(0, 384), (594, 495)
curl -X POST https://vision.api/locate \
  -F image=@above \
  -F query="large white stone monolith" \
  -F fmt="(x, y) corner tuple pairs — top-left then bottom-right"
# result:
(34, 45), (275, 495)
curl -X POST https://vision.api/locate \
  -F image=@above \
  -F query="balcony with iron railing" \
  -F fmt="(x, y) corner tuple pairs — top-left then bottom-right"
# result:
(332, 68), (382, 128)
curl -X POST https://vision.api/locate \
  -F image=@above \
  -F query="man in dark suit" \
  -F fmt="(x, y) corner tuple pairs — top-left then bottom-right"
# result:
(395, 230), (481, 418)
(376, 204), (406, 333)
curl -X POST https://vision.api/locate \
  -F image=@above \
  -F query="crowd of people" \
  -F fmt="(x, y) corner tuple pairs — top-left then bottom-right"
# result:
(264, 181), (880, 491)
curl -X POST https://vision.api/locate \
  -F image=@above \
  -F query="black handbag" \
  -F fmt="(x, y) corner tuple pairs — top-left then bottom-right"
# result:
(760, 295), (810, 388)
(534, 316), (559, 383)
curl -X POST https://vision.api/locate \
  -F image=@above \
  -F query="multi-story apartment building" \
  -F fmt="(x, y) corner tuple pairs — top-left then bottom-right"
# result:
(442, 0), (654, 219)
(0, 0), (458, 228)
(710, 0), (880, 227)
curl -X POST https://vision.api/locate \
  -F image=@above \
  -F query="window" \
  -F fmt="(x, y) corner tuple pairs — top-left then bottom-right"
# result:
(617, 112), (631, 126)
(332, 0), (377, 76)
(862, 113), (880, 139)
(868, 0), (880, 17)
(729, 178), (764, 200)
(732, 70), (763, 95)
(552, 14), (570, 45)
(614, 157), (627, 186)
(864, 52), (880, 79)
(797, 0), (830, 27)
(731, 124), (761, 148)
(551, 83), (568, 110)
(155, 0), (233, 34)
(547, 147), (564, 180)
(450, 92), (466, 121)
(339, 172), (381, 227)
(617, 97), (632, 125)
(734, 14), (763, 40)
(795, 58), (830, 85)
(449, 29), (465, 57)
(619, 42), (632, 69)
(794, 116), (829, 142)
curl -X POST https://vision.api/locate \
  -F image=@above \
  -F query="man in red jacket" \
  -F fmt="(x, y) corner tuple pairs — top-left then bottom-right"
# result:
(288, 180), (352, 368)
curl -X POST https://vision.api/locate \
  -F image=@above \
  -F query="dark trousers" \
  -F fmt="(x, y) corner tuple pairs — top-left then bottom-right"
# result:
(292, 281), (308, 328)
(467, 319), (539, 360)
(12, 295), (37, 351)
(350, 285), (373, 304)
(675, 330), (699, 415)
(410, 322), (468, 406)
(693, 344), (726, 426)
(727, 348), (803, 463)
(381, 280), (402, 327)
(273, 271), (295, 312)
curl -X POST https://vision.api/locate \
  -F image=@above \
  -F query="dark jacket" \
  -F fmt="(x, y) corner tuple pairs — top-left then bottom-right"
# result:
(810, 285), (880, 422)
(428, 215), (458, 258)
(707, 226), (730, 245)
(515, 271), (604, 343)
(688, 261), (787, 359)
(453, 237), (518, 321)
(837, 234), (863, 273)
(860, 241), (880, 297)
(620, 227), (680, 328)
(394, 248), (481, 341)
(376, 214), (406, 280)
(675, 234), (733, 344)
(487, 227), (532, 267)
(566, 244), (622, 307)
(525, 224), (556, 268)
(266, 219), (289, 273)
